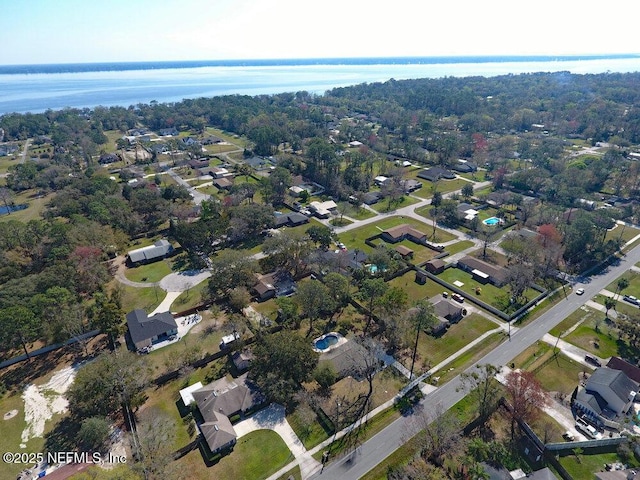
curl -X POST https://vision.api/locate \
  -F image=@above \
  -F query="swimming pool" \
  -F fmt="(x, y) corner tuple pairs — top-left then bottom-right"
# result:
(483, 217), (501, 226)
(313, 332), (345, 352)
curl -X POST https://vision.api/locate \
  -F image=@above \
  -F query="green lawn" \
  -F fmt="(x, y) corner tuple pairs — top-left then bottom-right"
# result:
(387, 271), (452, 302)
(335, 201), (376, 220)
(341, 216), (456, 254)
(370, 195), (421, 213)
(0, 190), (53, 223)
(548, 305), (596, 338)
(409, 177), (471, 198)
(409, 314), (498, 373)
(433, 332), (506, 384)
(606, 270), (640, 297)
(368, 237), (439, 264)
(175, 429), (292, 480)
(286, 408), (331, 450)
(558, 451), (640, 479)
(563, 315), (621, 359)
(512, 344), (586, 397)
(445, 240), (475, 255)
(605, 223), (640, 244)
(117, 283), (165, 313)
(124, 259), (173, 283)
(437, 267), (540, 312)
(171, 281), (209, 312)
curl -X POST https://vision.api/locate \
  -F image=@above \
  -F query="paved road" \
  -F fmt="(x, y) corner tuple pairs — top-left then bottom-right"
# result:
(312, 244), (640, 480)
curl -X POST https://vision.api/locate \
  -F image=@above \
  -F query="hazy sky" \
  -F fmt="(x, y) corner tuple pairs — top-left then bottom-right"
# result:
(2, 0), (638, 65)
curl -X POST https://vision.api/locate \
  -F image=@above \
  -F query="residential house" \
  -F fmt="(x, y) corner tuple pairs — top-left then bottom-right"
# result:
(457, 202), (480, 221)
(374, 175), (390, 187)
(417, 167), (456, 182)
(191, 374), (263, 454)
(0, 144), (18, 156)
(213, 177), (234, 191)
(451, 160), (477, 173)
(424, 258), (446, 274)
(399, 179), (423, 193)
(189, 158), (210, 170)
(98, 153), (119, 164)
(381, 224), (427, 244)
(274, 212), (309, 228)
(210, 167), (231, 179)
(202, 135), (223, 144)
(252, 271), (296, 301)
(317, 249), (368, 274)
(607, 357), (640, 384)
(363, 191), (383, 205)
(309, 200), (338, 219)
(430, 299), (466, 334)
(126, 309), (178, 351)
(457, 256), (509, 287)
(574, 367), (639, 426)
(181, 137), (200, 147)
(158, 127), (179, 136)
(126, 239), (173, 266)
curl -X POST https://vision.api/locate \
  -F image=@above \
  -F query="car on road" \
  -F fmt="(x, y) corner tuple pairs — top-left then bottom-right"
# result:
(575, 287), (585, 295)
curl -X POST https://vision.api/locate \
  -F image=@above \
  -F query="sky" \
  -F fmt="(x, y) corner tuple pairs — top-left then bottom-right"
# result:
(1, 0), (639, 65)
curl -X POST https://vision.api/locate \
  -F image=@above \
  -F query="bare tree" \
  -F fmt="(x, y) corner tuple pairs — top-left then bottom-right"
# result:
(134, 408), (179, 480)
(458, 364), (501, 430)
(504, 370), (549, 439)
(411, 404), (463, 467)
(0, 187), (14, 214)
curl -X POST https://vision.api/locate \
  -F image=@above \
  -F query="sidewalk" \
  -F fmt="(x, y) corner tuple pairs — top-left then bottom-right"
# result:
(266, 323), (510, 480)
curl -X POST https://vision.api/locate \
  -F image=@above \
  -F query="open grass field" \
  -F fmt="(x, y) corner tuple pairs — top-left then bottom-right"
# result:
(116, 283), (165, 314)
(171, 281), (209, 312)
(512, 344), (585, 394)
(368, 237), (440, 264)
(174, 429), (292, 480)
(437, 267), (539, 312)
(605, 223), (640, 244)
(563, 315), (621, 359)
(205, 127), (249, 148)
(445, 240), (475, 255)
(434, 332), (506, 384)
(335, 201), (376, 220)
(370, 195), (421, 213)
(387, 270), (453, 302)
(0, 191), (53, 223)
(408, 313), (498, 372)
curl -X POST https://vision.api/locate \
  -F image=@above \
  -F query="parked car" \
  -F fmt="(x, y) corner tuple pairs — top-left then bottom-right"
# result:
(585, 355), (602, 367)
(623, 295), (639, 306)
(575, 287), (585, 295)
(452, 293), (464, 303)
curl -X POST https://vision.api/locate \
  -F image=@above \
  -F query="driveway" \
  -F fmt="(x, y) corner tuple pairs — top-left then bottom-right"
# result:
(234, 404), (322, 478)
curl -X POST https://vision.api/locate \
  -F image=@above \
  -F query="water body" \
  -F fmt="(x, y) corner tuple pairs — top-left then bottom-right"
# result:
(1, 55), (640, 115)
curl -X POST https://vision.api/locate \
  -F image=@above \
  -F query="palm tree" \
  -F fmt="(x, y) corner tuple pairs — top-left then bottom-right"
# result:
(616, 278), (629, 300)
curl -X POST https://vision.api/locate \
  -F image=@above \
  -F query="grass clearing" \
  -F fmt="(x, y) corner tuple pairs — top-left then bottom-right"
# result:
(116, 283), (164, 313)
(370, 195), (420, 213)
(433, 332), (506, 384)
(123, 259), (173, 283)
(558, 450), (640, 479)
(342, 216), (455, 253)
(409, 314), (498, 373)
(175, 429), (292, 480)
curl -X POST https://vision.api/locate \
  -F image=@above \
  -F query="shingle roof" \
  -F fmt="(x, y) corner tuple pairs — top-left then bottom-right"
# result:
(433, 299), (463, 321)
(126, 309), (177, 346)
(606, 357), (640, 384)
(586, 367), (639, 404)
(192, 374), (261, 420)
(199, 411), (237, 452)
(457, 256), (509, 284)
(383, 224), (426, 241)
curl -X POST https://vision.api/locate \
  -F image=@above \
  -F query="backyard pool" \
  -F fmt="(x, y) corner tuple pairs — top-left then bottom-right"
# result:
(483, 216), (502, 226)
(313, 332), (344, 352)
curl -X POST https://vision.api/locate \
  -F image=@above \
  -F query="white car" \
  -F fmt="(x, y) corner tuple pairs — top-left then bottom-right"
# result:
(575, 288), (585, 295)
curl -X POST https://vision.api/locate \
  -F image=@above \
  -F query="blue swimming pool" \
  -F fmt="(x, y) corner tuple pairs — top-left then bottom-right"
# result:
(368, 264), (379, 274)
(314, 333), (339, 351)
(483, 217), (501, 226)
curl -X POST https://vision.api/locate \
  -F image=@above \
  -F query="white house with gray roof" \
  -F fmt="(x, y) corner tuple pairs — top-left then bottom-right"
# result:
(126, 239), (173, 266)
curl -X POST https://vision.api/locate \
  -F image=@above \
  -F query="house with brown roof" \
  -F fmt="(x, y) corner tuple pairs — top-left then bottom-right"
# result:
(213, 177), (233, 190)
(424, 258), (446, 274)
(457, 256), (509, 287)
(395, 245), (414, 259)
(381, 224), (427, 244)
(252, 271), (296, 302)
(199, 411), (237, 454)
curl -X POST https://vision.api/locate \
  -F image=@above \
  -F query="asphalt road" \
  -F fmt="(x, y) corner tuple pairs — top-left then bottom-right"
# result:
(313, 243), (640, 480)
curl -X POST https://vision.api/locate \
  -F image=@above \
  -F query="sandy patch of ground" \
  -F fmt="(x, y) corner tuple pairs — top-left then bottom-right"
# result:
(20, 366), (78, 448)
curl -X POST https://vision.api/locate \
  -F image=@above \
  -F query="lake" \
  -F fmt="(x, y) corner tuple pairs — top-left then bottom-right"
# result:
(1, 56), (640, 115)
